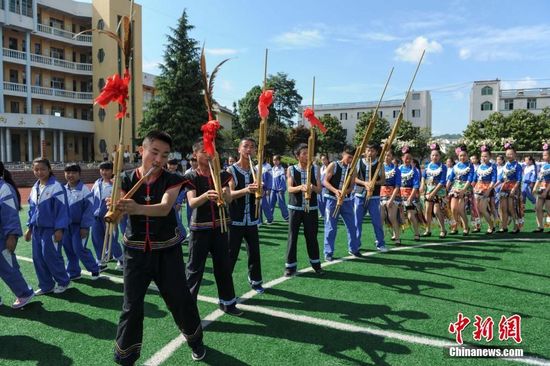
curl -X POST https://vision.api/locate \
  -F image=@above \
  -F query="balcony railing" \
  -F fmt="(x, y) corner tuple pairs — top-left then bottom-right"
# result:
(36, 23), (92, 43)
(3, 48), (92, 73)
(3, 82), (93, 101)
(3, 82), (27, 93)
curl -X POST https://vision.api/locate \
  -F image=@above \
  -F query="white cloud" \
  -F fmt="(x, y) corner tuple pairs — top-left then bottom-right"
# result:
(458, 48), (471, 60)
(205, 48), (239, 56)
(273, 29), (324, 48)
(360, 32), (400, 42)
(142, 59), (162, 74)
(394, 36), (443, 62)
(501, 77), (538, 90)
(452, 25), (550, 61)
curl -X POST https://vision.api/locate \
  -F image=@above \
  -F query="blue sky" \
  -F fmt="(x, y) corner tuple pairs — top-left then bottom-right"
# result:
(87, 0), (550, 135)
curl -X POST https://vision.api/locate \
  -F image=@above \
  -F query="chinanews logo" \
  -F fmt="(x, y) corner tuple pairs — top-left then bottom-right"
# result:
(447, 313), (524, 358)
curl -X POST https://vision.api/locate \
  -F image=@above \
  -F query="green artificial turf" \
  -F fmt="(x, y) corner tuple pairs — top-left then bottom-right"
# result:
(0, 203), (548, 365)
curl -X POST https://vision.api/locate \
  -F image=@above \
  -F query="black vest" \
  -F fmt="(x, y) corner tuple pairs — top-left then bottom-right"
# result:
(183, 169), (232, 230)
(121, 169), (184, 251)
(288, 165), (318, 210)
(326, 161), (352, 199)
(228, 164), (259, 225)
(357, 158), (381, 197)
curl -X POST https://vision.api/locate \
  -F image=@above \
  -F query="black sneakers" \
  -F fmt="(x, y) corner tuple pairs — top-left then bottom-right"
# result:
(191, 343), (206, 361)
(219, 303), (244, 316)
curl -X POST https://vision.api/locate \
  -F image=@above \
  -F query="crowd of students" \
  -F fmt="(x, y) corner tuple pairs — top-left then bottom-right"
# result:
(1, 131), (549, 363)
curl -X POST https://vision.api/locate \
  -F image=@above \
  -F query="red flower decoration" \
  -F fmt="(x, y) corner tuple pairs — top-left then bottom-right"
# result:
(480, 145), (488, 152)
(201, 120), (221, 157)
(258, 90), (274, 119)
(95, 69), (130, 120)
(455, 147), (462, 156)
(402, 145), (411, 154)
(504, 142), (513, 150)
(303, 108), (327, 134)
(543, 143), (549, 151)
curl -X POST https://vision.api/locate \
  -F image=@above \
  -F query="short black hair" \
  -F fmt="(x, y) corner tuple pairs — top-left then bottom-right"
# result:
(143, 130), (173, 149)
(99, 161), (113, 170)
(64, 163), (81, 173)
(366, 143), (380, 151)
(294, 143), (308, 157)
(32, 157), (54, 177)
(240, 137), (256, 146)
(192, 139), (204, 153)
(167, 158), (180, 165)
(343, 144), (356, 156)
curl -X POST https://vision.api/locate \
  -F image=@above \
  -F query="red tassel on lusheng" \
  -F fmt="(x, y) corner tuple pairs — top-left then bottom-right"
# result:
(95, 69), (131, 119)
(201, 120), (221, 157)
(258, 89), (274, 118)
(304, 108), (327, 134)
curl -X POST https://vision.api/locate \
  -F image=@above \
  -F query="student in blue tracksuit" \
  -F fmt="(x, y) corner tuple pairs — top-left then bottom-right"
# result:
(533, 144), (550, 232)
(91, 161), (123, 269)
(63, 164), (101, 280)
(25, 158), (71, 295)
(521, 156), (538, 205)
(167, 159), (187, 240)
(260, 161), (273, 224)
(323, 145), (361, 260)
(184, 158), (198, 236)
(0, 161), (34, 308)
(269, 155), (289, 221)
(354, 143), (386, 252)
(318, 154), (330, 219)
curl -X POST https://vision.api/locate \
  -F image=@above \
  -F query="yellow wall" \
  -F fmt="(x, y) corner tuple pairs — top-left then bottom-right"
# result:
(92, 0), (143, 160)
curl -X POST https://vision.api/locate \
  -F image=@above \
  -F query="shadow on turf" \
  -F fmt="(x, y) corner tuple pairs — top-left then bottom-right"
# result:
(0, 335), (72, 365)
(0, 301), (116, 340)
(207, 311), (411, 365)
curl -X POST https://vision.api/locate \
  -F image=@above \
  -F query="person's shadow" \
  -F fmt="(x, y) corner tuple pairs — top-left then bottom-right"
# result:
(0, 335), (72, 365)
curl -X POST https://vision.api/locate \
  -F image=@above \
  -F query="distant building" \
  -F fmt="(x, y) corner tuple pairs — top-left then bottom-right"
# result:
(143, 72), (156, 109)
(0, 0), (144, 162)
(298, 90), (432, 143)
(470, 79), (550, 122)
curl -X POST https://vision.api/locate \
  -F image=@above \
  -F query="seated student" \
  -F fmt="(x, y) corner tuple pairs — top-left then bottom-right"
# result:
(184, 139), (243, 316)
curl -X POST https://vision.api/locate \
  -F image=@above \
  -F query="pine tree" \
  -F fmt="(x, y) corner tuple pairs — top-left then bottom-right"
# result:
(139, 10), (207, 152)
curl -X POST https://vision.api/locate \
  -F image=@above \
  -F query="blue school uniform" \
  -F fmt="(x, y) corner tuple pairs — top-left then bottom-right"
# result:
(323, 161), (360, 257)
(91, 178), (123, 262)
(521, 164), (537, 204)
(269, 165), (289, 221)
(28, 176), (70, 291)
(0, 179), (33, 301)
(260, 164), (274, 223)
(63, 181), (100, 277)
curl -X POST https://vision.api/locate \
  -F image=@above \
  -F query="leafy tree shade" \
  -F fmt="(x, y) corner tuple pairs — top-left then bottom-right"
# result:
(463, 108), (550, 153)
(266, 72), (303, 127)
(288, 125), (314, 152)
(317, 115), (346, 154)
(138, 10), (207, 152)
(253, 124), (289, 159)
(354, 112), (391, 148)
(236, 73), (303, 135)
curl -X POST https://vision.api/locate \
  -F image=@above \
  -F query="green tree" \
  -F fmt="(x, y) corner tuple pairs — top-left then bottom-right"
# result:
(396, 120), (431, 159)
(266, 72), (303, 127)
(317, 115), (346, 154)
(237, 86), (266, 136)
(287, 125), (313, 151)
(138, 10), (207, 152)
(253, 124), (289, 159)
(353, 112), (391, 147)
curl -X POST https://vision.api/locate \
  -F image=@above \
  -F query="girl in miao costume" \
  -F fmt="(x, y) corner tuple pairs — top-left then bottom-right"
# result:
(498, 141), (523, 233)
(532, 142), (550, 232)
(398, 145), (422, 241)
(446, 145), (475, 236)
(473, 143), (497, 234)
(420, 143), (448, 238)
(380, 149), (402, 245)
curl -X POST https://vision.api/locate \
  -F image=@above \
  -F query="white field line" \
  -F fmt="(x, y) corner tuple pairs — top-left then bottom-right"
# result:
(145, 237), (548, 365)
(17, 238), (550, 365)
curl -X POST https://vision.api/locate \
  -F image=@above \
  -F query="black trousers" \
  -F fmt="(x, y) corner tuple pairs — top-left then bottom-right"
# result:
(286, 209), (321, 270)
(114, 245), (202, 366)
(228, 225), (263, 285)
(186, 229), (237, 305)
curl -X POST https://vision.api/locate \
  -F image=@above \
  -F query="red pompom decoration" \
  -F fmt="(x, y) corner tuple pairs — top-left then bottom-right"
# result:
(201, 120), (221, 157)
(95, 69), (130, 120)
(303, 108), (327, 134)
(258, 90), (274, 118)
